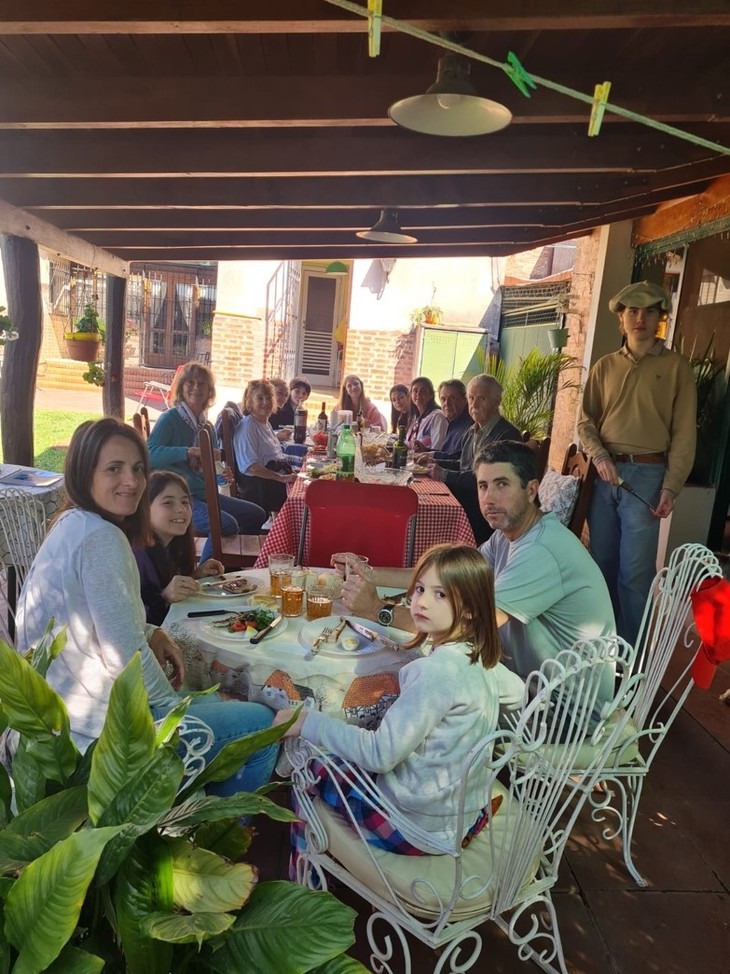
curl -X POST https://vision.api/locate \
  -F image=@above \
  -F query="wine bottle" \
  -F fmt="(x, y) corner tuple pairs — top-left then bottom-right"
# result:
(391, 424), (408, 470)
(317, 400), (328, 433)
(293, 406), (308, 444)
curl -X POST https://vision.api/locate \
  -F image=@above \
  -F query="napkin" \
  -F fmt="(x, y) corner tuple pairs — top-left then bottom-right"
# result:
(690, 576), (730, 689)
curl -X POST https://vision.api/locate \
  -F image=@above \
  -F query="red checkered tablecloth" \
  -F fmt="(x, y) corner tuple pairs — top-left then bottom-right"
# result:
(255, 477), (475, 568)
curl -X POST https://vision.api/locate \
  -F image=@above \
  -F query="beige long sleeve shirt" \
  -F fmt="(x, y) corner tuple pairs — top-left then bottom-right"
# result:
(577, 342), (697, 496)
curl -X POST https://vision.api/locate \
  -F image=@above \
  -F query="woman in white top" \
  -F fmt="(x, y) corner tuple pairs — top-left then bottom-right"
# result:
(233, 379), (298, 512)
(16, 418), (277, 795)
(405, 375), (448, 451)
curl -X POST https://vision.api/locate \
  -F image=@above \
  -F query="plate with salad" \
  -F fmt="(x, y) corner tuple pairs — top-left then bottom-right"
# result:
(203, 608), (285, 642)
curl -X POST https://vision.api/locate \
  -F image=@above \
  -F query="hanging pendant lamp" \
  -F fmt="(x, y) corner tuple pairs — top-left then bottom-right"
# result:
(356, 209), (417, 244)
(388, 54), (512, 137)
(325, 261), (349, 275)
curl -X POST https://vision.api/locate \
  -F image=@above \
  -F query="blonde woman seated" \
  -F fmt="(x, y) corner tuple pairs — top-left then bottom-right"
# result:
(331, 374), (387, 429)
(233, 380), (300, 512)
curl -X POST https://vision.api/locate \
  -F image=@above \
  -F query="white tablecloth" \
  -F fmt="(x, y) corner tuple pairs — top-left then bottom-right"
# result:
(163, 568), (418, 727)
(0, 466), (64, 568)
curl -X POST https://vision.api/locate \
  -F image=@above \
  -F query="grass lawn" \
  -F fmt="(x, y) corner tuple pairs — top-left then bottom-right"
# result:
(0, 409), (99, 471)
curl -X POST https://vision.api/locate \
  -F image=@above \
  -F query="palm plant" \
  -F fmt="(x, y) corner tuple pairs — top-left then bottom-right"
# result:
(464, 344), (580, 439)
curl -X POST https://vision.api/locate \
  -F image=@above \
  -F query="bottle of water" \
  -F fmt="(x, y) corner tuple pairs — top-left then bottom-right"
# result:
(336, 424), (356, 481)
(326, 427), (338, 459)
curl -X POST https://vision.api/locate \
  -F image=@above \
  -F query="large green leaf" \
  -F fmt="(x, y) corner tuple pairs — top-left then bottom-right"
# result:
(168, 838), (256, 913)
(193, 818), (253, 861)
(95, 748), (184, 885)
(142, 910), (235, 946)
(0, 765), (11, 829)
(205, 881), (357, 974)
(26, 623), (67, 680)
(0, 786), (87, 873)
(177, 720), (289, 799)
(44, 945), (104, 974)
(0, 645), (78, 784)
(87, 654), (157, 824)
(4, 825), (122, 974)
(309, 957), (370, 974)
(113, 832), (173, 974)
(160, 792), (296, 830)
(10, 742), (48, 814)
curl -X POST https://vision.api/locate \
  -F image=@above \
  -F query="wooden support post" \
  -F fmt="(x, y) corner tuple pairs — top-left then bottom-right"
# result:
(0, 235), (42, 465)
(102, 273), (126, 419)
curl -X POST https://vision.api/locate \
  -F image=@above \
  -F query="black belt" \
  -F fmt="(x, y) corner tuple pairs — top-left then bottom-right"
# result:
(611, 452), (667, 465)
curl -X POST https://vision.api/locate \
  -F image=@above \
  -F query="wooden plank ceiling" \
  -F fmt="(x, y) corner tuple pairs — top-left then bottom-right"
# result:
(0, 1), (729, 263)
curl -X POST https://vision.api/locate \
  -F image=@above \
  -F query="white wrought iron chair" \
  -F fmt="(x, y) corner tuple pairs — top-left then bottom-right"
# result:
(289, 639), (633, 974)
(0, 488), (49, 641)
(584, 542), (722, 886)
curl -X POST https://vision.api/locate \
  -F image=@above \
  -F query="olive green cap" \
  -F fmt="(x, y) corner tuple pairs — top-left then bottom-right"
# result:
(608, 280), (671, 313)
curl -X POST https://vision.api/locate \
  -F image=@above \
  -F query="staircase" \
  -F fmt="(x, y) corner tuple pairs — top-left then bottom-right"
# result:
(37, 358), (92, 392)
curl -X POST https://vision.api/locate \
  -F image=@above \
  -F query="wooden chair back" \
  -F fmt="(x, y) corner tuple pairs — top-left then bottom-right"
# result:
(132, 407), (151, 440)
(219, 407), (243, 490)
(523, 433), (552, 481)
(198, 427), (259, 568)
(561, 442), (597, 537)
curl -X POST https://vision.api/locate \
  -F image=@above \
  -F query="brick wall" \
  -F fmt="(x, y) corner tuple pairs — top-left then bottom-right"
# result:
(210, 313), (265, 391)
(342, 326), (417, 403)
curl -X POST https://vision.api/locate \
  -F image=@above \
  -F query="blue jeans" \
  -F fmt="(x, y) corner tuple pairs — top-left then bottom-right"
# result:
(152, 696), (278, 796)
(587, 461), (665, 646)
(192, 494), (266, 563)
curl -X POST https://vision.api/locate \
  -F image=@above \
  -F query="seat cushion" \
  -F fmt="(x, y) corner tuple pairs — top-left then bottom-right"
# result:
(517, 710), (641, 771)
(538, 469), (580, 526)
(310, 781), (541, 920)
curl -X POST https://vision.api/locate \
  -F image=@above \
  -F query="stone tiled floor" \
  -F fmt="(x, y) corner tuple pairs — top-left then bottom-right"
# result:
(249, 674), (730, 974)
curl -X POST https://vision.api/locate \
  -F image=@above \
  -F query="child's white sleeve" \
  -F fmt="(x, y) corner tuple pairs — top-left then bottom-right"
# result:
(494, 662), (526, 712)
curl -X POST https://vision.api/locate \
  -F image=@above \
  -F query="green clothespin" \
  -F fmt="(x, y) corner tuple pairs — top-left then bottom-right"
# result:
(368, 0), (383, 58)
(503, 51), (537, 98)
(588, 81), (612, 136)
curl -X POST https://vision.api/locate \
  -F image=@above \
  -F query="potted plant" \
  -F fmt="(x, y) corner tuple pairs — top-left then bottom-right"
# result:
(410, 285), (444, 326)
(0, 629), (366, 973)
(64, 303), (104, 362)
(0, 305), (18, 345)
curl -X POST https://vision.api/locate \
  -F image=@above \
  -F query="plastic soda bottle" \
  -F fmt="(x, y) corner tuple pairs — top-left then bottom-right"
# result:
(336, 424), (356, 481)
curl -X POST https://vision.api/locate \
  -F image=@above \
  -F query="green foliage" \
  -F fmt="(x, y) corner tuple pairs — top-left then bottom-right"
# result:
(0, 409), (101, 471)
(73, 304), (103, 336)
(0, 639), (366, 973)
(0, 306), (18, 345)
(465, 347), (580, 439)
(81, 363), (105, 387)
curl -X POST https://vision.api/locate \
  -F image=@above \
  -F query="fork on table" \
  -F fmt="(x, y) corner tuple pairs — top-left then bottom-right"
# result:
(311, 626), (332, 656)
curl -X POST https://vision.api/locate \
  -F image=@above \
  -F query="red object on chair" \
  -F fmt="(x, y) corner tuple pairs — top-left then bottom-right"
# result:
(690, 576), (730, 689)
(297, 480), (418, 568)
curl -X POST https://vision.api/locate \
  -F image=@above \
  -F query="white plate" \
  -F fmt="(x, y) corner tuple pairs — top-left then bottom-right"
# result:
(299, 616), (407, 657)
(203, 612), (285, 643)
(198, 573), (258, 599)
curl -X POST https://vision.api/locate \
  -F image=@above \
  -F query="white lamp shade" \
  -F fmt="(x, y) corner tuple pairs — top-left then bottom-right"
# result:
(356, 209), (417, 244)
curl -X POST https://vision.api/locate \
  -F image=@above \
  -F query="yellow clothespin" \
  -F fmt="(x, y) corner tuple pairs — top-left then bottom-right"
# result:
(368, 0), (383, 58)
(588, 81), (612, 137)
(503, 51), (537, 98)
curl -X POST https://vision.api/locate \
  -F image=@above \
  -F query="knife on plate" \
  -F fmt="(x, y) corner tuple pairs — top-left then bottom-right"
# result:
(250, 614), (284, 645)
(187, 609), (229, 619)
(345, 618), (402, 652)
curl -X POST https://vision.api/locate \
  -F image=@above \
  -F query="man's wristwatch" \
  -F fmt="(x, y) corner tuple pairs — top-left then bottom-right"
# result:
(377, 603), (395, 627)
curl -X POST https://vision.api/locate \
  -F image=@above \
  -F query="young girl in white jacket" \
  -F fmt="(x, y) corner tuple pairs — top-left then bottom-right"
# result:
(275, 543), (525, 866)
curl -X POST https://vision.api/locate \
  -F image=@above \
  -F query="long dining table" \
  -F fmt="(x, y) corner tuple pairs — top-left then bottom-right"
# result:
(254, 476), (475, 569)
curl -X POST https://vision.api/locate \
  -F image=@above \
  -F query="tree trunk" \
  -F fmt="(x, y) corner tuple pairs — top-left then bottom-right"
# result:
(102, 273), (126, 419)
(0, 235), (42, 465)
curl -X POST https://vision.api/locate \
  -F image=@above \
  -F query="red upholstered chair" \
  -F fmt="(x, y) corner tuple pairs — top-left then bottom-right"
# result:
(296, 480), (418, 569)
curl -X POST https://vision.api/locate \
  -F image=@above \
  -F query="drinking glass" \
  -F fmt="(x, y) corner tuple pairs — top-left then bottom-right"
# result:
(281, 568), (306, 617)
(344, 554), (370, 581)
(269, 553), (294, 597)
(306, 594), (334, 621)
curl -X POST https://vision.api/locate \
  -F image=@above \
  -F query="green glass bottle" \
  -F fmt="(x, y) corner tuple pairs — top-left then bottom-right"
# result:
(336, 424), (356, 481)
(391, 424), (408, 470)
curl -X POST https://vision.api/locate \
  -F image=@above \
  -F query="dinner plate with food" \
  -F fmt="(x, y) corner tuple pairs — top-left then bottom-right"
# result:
(203, 608), (286, 642)
(198, 573), (258, 599)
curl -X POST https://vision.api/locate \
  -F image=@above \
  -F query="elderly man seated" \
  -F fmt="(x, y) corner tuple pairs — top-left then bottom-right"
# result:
(426, 374), (521, 544)
(339, 441), (616, 719)
(430, 379), (472, 462)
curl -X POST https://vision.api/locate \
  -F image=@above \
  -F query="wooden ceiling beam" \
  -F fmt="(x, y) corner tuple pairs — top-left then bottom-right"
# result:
(1, 126), (726, 177)
(2, 1), (730, 34)
(0, 74), (727, 129)
(0, 198), (128, 276)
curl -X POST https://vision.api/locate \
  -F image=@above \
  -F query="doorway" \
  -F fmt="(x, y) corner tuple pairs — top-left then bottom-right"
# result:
(297, 270), (340, 384)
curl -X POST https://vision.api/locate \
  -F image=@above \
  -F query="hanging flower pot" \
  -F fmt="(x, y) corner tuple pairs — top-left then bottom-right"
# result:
(64, 332), (101, 362)
(547, 327), (569, 352)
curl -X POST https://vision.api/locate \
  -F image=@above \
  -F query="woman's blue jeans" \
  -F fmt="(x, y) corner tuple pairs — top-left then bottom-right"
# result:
(152, 696), (278, 797)
(587, 460), (665, 646)
(191, 494), (266, 563)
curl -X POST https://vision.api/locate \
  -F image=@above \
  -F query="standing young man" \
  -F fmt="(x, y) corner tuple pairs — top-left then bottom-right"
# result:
(577, 281), (697, 645)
